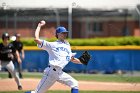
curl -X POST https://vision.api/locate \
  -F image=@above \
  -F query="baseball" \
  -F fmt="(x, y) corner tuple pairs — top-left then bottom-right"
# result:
(40, 20), (46, 25)
(10, 36), (16, 41)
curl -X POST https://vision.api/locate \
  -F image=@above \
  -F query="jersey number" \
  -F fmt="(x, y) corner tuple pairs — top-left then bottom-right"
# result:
(66, 56), (70, 61)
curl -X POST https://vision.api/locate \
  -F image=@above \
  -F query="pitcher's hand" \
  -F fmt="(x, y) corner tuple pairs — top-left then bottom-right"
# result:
(38, 20), (46, 27)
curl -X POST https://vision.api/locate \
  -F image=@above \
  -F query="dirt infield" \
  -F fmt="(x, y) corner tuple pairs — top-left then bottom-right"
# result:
(0, 78), (140, 91)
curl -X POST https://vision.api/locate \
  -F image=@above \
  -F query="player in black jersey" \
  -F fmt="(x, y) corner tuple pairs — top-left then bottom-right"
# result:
(9, 33), (25, 78)
(0, 32), (22, 90)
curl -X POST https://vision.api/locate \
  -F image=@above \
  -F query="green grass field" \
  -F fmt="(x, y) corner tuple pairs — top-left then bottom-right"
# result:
(1, 72), (140, 83)
(0, 91), (140, 93)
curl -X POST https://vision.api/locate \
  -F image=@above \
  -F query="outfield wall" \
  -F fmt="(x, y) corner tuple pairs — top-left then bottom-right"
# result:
(22, 46), (140, 73)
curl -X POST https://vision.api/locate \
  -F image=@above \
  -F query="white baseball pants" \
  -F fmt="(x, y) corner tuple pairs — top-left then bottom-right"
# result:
(0, 61), (22, 86)
(34, 65), (78, 93)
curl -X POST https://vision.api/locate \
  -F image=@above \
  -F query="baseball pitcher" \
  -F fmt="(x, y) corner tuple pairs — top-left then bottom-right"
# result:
(25, 20), (91, 93)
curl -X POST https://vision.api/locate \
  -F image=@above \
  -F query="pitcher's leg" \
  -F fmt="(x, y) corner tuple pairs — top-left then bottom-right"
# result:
(34, 67), (58, 93)
(57, 72), (79, 93)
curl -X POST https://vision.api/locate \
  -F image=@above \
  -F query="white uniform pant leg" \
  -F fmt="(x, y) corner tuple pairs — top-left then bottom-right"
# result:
(57, 71), (78, 89)
(5, 61), (21, 86)
(34, 67), (59, 93)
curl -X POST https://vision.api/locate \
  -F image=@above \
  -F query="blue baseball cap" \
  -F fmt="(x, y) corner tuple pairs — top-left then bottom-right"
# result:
(56, 26), (68, 33)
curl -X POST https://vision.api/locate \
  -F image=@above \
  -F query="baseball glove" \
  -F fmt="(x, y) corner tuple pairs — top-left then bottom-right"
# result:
(78, 51), (91, 65)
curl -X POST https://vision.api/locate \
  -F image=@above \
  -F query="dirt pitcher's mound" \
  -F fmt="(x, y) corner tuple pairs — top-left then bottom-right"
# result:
(0, 78), (140, 91)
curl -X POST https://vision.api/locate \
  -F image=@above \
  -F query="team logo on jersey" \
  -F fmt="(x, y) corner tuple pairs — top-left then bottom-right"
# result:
(55, 47), (70, 54)
(0, 49), (12, 53)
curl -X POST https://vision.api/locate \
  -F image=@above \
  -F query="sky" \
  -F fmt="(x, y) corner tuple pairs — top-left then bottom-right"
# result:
(0, 0), (140, 9)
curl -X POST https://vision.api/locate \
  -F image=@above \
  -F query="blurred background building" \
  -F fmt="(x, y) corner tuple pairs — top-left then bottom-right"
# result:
(0, 0), (140, 38)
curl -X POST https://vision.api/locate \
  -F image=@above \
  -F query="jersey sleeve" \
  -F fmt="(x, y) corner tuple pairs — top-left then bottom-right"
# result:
(10, 43), (16, 54)
(72, 52), (77, 57)
(37, 39), (51, 50)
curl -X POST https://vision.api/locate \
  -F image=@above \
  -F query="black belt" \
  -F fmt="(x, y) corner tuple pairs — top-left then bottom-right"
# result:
(48, 65), (56, 71)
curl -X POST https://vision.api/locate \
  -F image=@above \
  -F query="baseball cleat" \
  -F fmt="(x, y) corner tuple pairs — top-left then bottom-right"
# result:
(18, 85), (22, 90)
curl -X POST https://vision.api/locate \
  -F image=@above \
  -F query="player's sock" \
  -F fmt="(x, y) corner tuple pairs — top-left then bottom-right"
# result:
(25, 91), (35, 93)
(25, 91), (31, 93)
(71, 88), (79, 93)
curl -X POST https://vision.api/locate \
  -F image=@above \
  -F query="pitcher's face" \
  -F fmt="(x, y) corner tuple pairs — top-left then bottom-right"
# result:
(57, 32), (68, 40)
